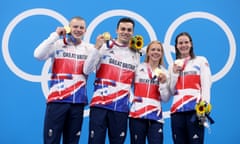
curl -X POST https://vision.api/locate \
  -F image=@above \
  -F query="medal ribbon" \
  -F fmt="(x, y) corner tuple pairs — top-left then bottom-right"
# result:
(106, 39), (129, 49)
(181, 56), (191, 71)
(63, 35), (80, 45)
(147, 64), (153, 80)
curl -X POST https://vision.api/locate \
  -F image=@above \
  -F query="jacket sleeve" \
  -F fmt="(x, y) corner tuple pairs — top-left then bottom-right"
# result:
(159, 67), (171, 102)
(83, 45), (102, 75)
(200, 57), (212, 103)
(168, 64), (179, 96)
(34, 32), (59, 60)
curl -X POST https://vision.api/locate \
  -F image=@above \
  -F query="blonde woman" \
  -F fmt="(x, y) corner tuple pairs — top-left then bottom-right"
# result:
(129, 41), (171, 144)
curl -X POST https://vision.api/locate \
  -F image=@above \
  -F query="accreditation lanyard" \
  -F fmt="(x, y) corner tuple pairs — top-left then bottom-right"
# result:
(181, 56), (191, 71)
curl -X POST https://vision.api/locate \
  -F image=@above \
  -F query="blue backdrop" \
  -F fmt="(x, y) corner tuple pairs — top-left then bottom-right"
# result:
(1, 0), (239, 143)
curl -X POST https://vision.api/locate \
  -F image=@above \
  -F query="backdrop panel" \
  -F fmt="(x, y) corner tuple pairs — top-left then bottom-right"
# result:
(1, 0), (239, 143)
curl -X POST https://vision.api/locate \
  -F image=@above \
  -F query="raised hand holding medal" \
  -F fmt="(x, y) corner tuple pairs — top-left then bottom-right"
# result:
(102, 32), (117, 49)
(64, 26), (71, 34)
(62, 26), (71, 45)
(174, 59), (184, 72)
(62, 26), (77, 45)
(154, 67), (166, 83)
(102, 32), (111, 41)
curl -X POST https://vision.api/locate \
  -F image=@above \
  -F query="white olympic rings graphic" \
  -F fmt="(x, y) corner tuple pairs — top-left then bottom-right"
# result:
(2, 8), (69, 82)
(2, 8), (236, 118)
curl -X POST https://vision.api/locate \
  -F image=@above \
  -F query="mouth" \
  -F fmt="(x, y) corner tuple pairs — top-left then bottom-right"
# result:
(120, 34), (130, 40)
(151, 54), (161, 60)
(73, 32), (83, 38)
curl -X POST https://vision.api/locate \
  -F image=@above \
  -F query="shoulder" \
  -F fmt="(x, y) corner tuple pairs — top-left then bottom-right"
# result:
(80, 41), (96, 52)
(195, 56), (209, 62)
(81, 41), (94, 47)
(194, 56), (210, 67)
(159, 65), (167, 71)
(137, 62), (146, 69)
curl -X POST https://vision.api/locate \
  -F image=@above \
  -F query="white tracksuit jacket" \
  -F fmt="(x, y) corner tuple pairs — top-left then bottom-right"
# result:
(169, 56), (212, 113)
(34, 32), (94, 104)
(83, 40), (140, 112)
(129, 63), (171, 123)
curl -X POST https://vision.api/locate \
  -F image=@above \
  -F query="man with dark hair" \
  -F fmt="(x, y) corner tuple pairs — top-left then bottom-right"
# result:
(84, 17), (140, 144)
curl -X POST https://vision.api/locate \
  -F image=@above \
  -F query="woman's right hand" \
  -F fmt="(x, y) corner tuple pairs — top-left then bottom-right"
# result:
(172, 64), (182, 73)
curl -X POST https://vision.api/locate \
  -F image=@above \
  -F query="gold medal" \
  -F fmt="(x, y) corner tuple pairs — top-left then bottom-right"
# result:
(102, 32), (111, 40)
(154, 68), (163, 77)
(64, 26), (71, 34)
(174, 59), (184, 67)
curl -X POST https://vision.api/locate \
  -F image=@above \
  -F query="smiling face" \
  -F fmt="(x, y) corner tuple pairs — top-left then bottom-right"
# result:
(69, 18), (86, 40)
(145, 41), (164, 66)
(116, 22), (134, 45)
(176, 35), (192, 58)
(148, 43), (163, 63)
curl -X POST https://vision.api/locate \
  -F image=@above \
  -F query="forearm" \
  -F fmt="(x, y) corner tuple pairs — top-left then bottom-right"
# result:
(201, 63), (212, 103)
(34, 32), (59, 60)
(159, 82), (171, 102)
(83, 47), (101, 75)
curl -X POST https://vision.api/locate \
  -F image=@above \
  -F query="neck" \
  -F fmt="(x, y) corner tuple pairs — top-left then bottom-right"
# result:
(112, 41), (128, 47)
(116, 39), (129, 46)
(149, 61), (158, 70)
(180, 53), (190, 59)
(72, 38), (81, 46)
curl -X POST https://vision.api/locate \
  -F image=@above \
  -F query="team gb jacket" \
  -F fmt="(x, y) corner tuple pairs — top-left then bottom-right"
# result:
(129, 63), (171, 123)
(169, 56), (212, 114)
(84, 41), (140, 113)
(34, 32), (94, 104)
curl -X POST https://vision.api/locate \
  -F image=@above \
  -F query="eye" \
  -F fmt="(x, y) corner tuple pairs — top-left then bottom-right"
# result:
(79, 26), (85, 29)
(178, 41), (190, 45)
(178, 42), (183, 45)
(151, 47), (162, 52)
(120, 27), (132, 32)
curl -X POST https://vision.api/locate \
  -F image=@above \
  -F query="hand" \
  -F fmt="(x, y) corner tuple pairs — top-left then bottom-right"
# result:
(56, 27), (67, 36)
(159, 73), (167, 83)
(95, 34), (105, 49)
(172, 64), (182, 73)
(102, 32), (111, 40)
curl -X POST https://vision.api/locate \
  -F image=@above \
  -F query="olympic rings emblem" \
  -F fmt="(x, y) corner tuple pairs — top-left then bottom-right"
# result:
(2, 8), (236, 118)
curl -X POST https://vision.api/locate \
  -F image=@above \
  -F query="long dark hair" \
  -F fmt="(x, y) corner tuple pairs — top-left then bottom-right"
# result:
(175, 32), (195, 59)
